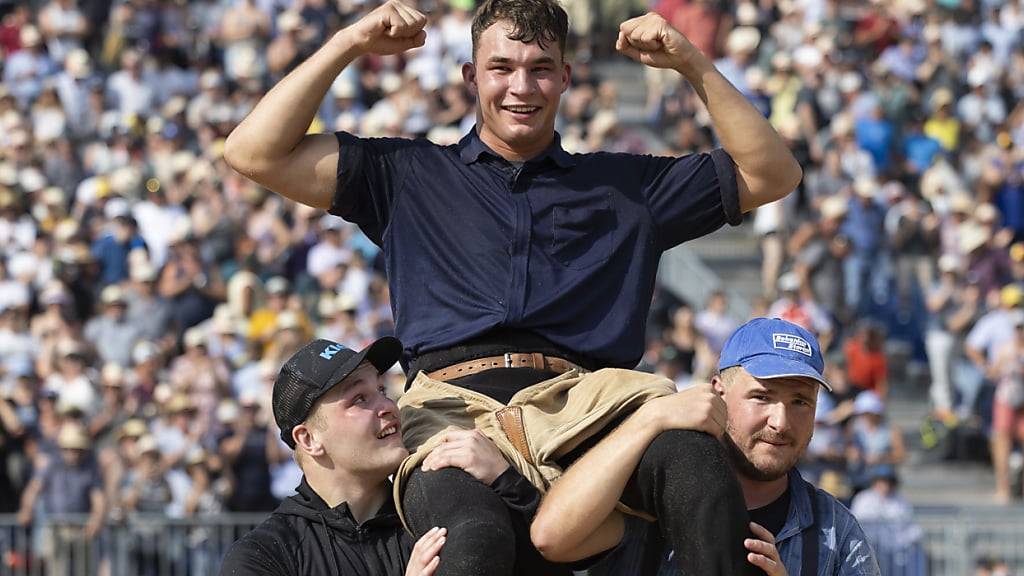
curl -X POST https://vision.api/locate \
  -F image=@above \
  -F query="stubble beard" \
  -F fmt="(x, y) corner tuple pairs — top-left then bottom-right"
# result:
(722, 425), (802, 483)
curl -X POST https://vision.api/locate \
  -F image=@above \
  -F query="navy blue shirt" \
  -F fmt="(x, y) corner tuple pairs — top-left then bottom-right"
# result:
(330, 128), (741, 368)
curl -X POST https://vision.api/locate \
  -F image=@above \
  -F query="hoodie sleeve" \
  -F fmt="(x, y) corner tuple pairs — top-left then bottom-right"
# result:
(219, 532), (296, 576)
(489, 467), (541, 521)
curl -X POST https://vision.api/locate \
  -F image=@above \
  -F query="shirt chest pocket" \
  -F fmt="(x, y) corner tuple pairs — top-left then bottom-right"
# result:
(550, 198), (616, 270)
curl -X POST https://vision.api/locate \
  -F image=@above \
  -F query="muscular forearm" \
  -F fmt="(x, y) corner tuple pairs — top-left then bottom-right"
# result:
(676, 56), (802, 212)
(531, 407), (659, 560)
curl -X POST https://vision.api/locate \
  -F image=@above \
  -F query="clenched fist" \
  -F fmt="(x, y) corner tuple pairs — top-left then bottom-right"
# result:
(343, 0), (428, 56)
(615, 12), (703, 74)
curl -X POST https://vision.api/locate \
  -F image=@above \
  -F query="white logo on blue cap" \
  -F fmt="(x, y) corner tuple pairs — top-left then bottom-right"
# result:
(772, 333), (813, 357)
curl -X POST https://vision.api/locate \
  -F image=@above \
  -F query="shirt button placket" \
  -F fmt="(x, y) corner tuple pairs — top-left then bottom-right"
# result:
(504, 166), (530, 323)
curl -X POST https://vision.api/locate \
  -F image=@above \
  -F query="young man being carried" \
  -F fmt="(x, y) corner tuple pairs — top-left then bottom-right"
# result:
(225, 0), (801, 572)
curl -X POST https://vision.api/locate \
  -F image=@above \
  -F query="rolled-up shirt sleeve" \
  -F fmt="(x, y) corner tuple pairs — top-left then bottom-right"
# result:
(641, 148), (742, 251)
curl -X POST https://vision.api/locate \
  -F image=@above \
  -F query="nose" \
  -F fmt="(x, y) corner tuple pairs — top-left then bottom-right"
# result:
(376, 395), (397, 418)
(766, 401), (790, 433)
(509, 67), (535, 96)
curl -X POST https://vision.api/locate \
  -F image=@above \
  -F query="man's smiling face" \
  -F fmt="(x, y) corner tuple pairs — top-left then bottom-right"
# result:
(307, 362), (407, 478)
(716, 367), (818, 482)
(463, 21), (570, 159)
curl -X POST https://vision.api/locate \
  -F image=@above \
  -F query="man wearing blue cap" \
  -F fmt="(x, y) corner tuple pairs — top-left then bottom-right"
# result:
(532, 318), (880, 575)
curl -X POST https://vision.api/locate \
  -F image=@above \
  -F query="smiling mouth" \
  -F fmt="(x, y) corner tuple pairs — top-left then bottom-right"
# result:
(502, 105), (540, 115)
(377, 424), (399, 440)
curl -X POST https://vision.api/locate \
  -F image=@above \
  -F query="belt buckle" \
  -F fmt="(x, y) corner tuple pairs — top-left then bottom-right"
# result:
(504, 352), (513, 368)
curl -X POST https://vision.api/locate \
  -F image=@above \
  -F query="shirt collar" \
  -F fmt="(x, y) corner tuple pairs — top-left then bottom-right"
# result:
(775, 469), (817, 544)
(458, 125), (576, 168)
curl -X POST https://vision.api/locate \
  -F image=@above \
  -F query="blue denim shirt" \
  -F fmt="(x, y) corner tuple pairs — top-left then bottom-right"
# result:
(329, 128), (741, 368)
(772, 470), (881, 575)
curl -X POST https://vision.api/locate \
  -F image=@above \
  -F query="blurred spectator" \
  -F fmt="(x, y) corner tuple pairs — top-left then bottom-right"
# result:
(965, 285), (1024, 382)
(845, 322), (889, 398)
(38, 0), (89, 63)
(17, 423), (105, 575)
(988, 315), (1024, 502)
(121, 435), (172, 576)
(694, 289), (736, 357)
(768, 271), (834, 344)
(975, 557), (1011, 576)
(124, 261), (172, 344)
(44, 341), (98, 418)
(848, 391), (906, 491)
(158, 231), (225, 336)
(219, 394), (276, 513)
(842, 178), (889, 315)
(850, 465), (927, 576)
(924, 255), (962, 418)
(84, 285), (144, 367)
(788, 195), (851, 321)
(3, 25), (57, 107)
(90, 213), (145, 287)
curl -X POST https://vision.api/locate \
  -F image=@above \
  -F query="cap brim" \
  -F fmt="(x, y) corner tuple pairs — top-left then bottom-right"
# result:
(739, 356), (832, 392)
(323, 336), (403, 393)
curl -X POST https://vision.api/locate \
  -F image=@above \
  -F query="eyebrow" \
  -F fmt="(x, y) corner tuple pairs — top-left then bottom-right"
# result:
(487, 56), (557, 65)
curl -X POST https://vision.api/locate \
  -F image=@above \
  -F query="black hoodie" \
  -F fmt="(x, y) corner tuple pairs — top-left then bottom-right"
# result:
(220, 470), (541, 575)
(220, 476), (414, 575)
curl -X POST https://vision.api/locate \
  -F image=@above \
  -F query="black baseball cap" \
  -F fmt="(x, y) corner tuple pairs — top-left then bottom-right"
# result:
(273, 337), (402, 448)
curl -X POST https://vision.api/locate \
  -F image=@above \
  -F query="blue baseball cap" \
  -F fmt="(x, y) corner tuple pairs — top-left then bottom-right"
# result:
(718, 318), (831, 391)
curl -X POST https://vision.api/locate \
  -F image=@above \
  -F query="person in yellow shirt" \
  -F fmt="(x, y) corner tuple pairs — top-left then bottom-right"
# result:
(247, 276), (314, 355)
(923, 88), (960, 151)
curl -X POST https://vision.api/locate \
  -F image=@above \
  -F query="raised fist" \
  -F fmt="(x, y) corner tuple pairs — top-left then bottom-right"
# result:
(615, 12), (702, 73)
(344, 0), (428, 56)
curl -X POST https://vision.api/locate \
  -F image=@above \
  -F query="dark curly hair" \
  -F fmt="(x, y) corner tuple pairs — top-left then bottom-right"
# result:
(471, 0), (569, 61)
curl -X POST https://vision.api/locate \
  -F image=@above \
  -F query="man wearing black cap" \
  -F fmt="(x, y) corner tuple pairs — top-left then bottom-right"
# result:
(220, 337), (535, 576)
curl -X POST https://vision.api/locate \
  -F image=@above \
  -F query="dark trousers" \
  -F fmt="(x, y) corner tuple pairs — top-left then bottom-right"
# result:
(403, 428), (760, 576)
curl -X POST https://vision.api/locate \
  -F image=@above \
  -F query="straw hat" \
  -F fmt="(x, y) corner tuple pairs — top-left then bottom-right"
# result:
(57, 424), (91, 450)
(117, 419), (148, 440)
(853, 178), (878, 198)
(135, 435), (160, 457)
(277, 10), (303, 32)
(100, 285), (126, 305)
(183, 327), (207, 349)
(726, 27), (761, 55)
(958, 223), (990, 254)
(19, 26), (41, 48)
(165, 394), (194, 414)
(815, 193), (847, 218)
(65, 49), (92, 79)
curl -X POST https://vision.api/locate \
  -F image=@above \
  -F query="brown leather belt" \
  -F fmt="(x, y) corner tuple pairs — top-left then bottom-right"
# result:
(425, 352), (581, 381)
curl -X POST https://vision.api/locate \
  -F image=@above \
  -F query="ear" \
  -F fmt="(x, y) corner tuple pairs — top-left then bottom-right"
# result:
(711, 375), (726, 397)
(293, 424), (324, 458)
(560, 62), (572, 94)
(462, 62), (478, 97)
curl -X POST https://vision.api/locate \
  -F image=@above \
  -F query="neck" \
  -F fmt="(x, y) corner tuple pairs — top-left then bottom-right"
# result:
(739, 473), (790, 509)
(305, 466), (389, 524)
(475, 122), (553, 163)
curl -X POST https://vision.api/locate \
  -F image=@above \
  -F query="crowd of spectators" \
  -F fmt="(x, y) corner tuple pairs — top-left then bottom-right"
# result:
(0, 0), (1022, 571)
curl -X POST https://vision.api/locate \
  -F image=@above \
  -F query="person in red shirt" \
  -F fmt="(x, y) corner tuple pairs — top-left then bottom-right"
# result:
(0, 5), (31, 57)
(844, 322), (889, 398)
(654, 0), (727, 59)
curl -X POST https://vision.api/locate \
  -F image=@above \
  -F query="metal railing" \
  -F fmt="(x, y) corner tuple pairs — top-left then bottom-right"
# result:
(0, 514), (266, 576)
(3, 510), (1024, 575)
(860, 509), (1024, 576)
